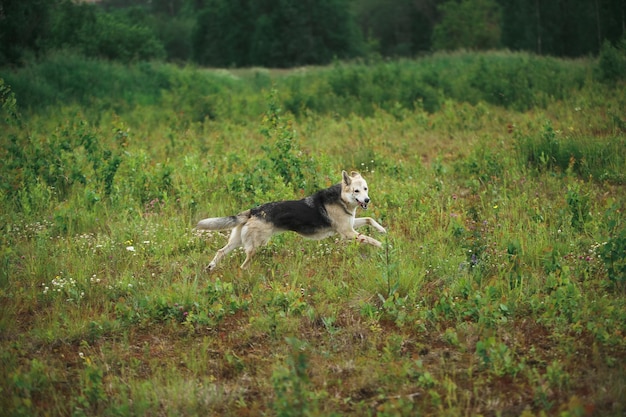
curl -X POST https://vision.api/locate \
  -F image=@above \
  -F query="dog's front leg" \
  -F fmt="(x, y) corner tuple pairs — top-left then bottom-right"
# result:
(354, 217), (387, 234)
(355, 232), (383, 247)
(339, 228), (382, 248)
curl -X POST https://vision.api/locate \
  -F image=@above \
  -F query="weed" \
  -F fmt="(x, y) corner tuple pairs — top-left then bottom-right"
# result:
(72, 346), (107, 417)
(600, 205), (626, 289)
(475, 336), (524, 377)
(566, 183), (591, 232)
(271, 338), (318, 417)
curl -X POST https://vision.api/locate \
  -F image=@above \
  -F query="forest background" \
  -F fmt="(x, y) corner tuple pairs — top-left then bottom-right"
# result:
(1, 0), (626, 67)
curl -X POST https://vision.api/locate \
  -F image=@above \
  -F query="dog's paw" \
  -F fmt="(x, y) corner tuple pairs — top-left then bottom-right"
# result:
(205, 262), (217, 272)
(377, 225), (387, 234)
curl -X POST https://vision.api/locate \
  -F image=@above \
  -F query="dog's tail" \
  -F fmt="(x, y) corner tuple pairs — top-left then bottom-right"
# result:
(195, 210), (250, 231)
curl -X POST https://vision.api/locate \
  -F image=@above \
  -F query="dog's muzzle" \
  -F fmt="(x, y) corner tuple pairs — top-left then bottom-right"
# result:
(359, 198), (370, 209)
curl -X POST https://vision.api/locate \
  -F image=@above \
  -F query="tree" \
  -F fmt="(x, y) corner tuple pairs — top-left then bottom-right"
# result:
(353, 0), (437, 56)
(192, 0), (252, 66)
(193, 0), (361, 67)
(0, 0), (54, 65)
(433, 0), (502, 51)
(498, 0), (625, 56)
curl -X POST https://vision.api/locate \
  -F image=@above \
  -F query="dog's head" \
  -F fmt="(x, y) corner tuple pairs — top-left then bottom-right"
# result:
(342, 170), (370, 210)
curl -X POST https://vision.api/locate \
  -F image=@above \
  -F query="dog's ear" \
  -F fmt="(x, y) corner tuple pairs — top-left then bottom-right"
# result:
(350, 171), (360, 178)
(342, 170), (351, 186)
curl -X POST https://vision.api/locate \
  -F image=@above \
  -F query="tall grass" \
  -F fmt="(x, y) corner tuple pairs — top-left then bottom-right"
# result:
(1, 51), (625, 416)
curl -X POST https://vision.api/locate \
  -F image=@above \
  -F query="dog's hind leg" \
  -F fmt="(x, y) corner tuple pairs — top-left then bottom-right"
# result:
(240, 247), (257, 270)
(208, 225), (243, 271)
(239, 219), (274, 269)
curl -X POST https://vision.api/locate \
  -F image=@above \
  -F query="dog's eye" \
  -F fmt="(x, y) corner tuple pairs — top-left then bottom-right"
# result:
(354, 189), (360, 193)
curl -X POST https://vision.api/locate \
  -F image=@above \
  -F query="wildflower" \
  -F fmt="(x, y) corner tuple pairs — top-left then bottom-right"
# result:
(126, 246), (135, 252)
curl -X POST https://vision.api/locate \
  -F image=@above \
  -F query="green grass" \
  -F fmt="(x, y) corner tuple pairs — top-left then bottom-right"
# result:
(1, 51), (626, 416)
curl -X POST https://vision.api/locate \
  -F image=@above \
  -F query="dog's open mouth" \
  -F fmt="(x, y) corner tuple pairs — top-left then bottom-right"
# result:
(359, 201), (368, 209)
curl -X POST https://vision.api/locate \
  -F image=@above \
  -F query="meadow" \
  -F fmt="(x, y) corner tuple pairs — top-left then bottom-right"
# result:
(1, 50), (625, 416)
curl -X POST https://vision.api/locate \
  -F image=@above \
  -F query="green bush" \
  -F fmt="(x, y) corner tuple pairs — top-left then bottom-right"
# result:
(1, 119), (125, 205)
(45, 1), (165, 62)
(596, 38), (626, 83)
(83, 12), (165, 62)
(1, 51), (592, 118)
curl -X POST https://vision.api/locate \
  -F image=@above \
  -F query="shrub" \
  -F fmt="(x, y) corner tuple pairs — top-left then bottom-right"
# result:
(596, 38), (626, 83)
(47, 1), (165, 63)
(82, 12), (165, 62)
(0, 78), (20, 124)
(1, 118), (125, 206)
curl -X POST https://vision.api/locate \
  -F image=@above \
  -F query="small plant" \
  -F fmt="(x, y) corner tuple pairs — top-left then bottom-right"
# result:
(41, 272), (86, 304)
(566, 183), (591, 232)
(271, 338), (318, 417)
(73, 347), (107, 416)
(545, 360), (570, 391)
(475, 336), (524, 377)
(261, 89), (320, 194)
(600, 205), (626, 289)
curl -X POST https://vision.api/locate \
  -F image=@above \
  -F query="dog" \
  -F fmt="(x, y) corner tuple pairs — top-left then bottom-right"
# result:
(196, 170), (386, 270)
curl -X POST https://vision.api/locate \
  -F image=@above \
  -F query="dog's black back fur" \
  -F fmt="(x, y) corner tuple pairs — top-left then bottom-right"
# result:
(249, 184), (343, 236)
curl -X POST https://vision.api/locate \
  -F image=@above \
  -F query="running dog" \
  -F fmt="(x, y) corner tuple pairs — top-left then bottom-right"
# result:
(196, 170), (386, 270)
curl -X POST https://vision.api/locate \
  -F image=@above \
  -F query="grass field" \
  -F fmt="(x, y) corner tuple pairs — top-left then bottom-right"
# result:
(1, 51), (625, 416)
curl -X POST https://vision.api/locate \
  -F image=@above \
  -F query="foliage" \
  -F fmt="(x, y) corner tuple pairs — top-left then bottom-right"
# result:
(47, 1), (165, 62)
(596, 38), (626, 83)
(499, 0), (624, 56)
(353, 0), (435, 56)
(0, 0), (53, 65)
(1, 118), (125, 204)
(2, 0), (626, 66)
(433, 0), (502, 51)
(192, 0), (362, 67)
(0, 50), (594, 117)
(260, 90), (321, 194)
(0, 78), (20, 125)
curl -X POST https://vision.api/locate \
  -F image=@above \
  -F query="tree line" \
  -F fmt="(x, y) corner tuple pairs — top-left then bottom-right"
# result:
(1, 0), (625, 67)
